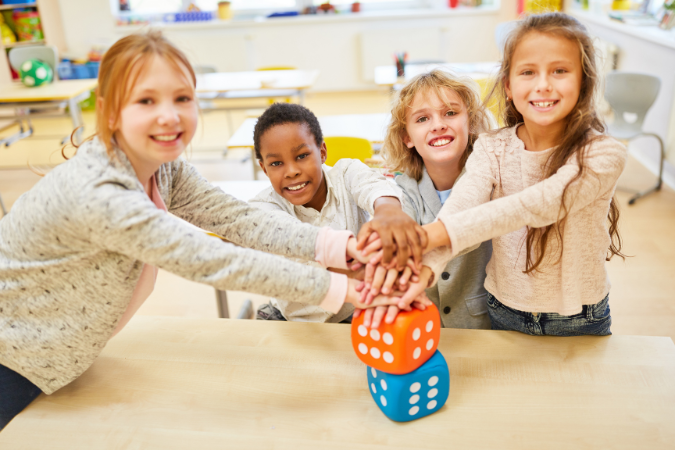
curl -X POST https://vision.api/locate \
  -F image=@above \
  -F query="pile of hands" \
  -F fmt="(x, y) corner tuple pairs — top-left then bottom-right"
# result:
(343, 206), (436, 329)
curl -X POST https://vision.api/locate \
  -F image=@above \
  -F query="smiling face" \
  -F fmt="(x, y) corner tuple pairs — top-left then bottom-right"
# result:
(116, 55), (198, 176)
(505, 31), (583, 138)
(404, 87), (469, 170)
(258, 122), (328, 211)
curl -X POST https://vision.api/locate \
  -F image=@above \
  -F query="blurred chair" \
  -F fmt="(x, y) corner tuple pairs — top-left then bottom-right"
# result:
(604, 72), (664, 205)
(9, 45), (59, 77)
(324, 137), (373, 167)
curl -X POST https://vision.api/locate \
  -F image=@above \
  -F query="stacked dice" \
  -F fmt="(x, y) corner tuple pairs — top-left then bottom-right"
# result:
(351, 303), (450, 422)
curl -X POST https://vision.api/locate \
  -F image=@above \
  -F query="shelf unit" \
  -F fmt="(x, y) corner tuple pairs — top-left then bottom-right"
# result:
(0, 0), (66, 85)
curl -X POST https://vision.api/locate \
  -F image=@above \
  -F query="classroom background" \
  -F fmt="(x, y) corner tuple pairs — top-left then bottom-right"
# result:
(0, 1), (674, 445)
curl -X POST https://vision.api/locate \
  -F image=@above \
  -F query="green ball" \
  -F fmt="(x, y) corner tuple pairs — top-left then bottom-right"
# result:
(19, 59), (53, 87)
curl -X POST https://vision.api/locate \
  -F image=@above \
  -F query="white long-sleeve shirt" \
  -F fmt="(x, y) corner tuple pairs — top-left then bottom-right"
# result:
(425, 125), (627, 315)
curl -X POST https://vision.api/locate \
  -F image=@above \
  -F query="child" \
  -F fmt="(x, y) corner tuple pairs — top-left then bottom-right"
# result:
(379, 69), (495, 329)
(0, 31), (429, 428)
(250, 102), (426, 323)
(363, 12), (627, 336)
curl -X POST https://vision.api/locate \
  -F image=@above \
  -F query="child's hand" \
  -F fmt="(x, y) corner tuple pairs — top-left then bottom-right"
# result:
(345, 278), (432, 312)
(357, 197), (428, 272)
(353, 294), (432, 329)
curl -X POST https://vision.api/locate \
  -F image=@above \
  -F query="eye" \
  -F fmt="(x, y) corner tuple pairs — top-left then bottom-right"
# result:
(269, 161), (282, 167)
(445, 110), (457, 117)
(176, 95), (193, 102)
(521, 70), (533, 76)
(138, 98), (153, 105)
(297, 153), (310, 160)
(554, 68), (567, 74)
(416, 116), (428, 123)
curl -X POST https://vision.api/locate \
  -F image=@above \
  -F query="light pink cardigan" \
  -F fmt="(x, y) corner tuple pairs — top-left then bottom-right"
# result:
(425, 126), (627, 315)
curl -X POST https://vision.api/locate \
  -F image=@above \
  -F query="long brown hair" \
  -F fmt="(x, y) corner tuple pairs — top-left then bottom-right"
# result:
(383, 69), (494, 181)
(75, 30), (196, 158)
(487, 12), (625, 273)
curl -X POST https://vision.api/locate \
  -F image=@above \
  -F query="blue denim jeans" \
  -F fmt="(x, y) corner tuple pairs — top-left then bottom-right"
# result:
(486, 292), (612, 336)
(0, 363), (42, 430)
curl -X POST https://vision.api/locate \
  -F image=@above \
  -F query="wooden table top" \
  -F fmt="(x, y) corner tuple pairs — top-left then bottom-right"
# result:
(228, 113), (390, 148)
(0, 79), (98, 103)
(1, 317), (674, 449)
(196, 70), (320, 93)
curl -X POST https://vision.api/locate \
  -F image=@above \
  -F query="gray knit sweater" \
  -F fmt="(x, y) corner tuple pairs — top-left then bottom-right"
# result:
(0, 138), (331, 394)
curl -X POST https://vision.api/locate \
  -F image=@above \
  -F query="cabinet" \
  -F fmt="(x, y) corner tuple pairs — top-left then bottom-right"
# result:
(0, 0), (66, 85)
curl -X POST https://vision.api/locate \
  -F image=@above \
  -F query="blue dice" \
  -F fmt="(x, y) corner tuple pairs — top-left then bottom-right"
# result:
(366, 350), (450, 422)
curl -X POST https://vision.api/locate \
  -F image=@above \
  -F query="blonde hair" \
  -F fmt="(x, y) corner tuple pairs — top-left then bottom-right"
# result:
(485, 12), (624, 273)
(382, 69), (493, 181)
(92, 30), (196, 157)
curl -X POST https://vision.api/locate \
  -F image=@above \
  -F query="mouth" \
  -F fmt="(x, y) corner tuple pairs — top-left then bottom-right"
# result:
(151, 133), (183, 143)
(530, 100), (559, 108)
(284, 181), (309, 192)
(428, 136), (454, 147)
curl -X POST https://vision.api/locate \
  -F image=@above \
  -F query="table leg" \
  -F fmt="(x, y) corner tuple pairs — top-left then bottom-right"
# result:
(68, 97), (84, 145)
(215, 289), (230, 319)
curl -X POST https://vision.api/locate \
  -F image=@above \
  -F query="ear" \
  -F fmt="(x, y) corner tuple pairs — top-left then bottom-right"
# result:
(504, 77), (512, 101)
(319, 141), (327, 164)
(403, 134), (415, 149)
(258, 158), (268, 176)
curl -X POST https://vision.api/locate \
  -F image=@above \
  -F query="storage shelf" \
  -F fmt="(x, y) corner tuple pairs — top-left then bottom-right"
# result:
(3, 39), (45, 49)
(0, 3), (37, 10)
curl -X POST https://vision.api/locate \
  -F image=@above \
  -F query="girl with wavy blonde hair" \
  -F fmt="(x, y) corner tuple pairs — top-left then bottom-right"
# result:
(377, 69), (496, 330)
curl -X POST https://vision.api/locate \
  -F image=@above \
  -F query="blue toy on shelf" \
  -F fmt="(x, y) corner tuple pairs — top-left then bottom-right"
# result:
(366, 350), (449, 422)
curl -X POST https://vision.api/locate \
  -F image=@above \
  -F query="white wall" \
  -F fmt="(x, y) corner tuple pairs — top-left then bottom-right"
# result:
(56, 0), (516, 92)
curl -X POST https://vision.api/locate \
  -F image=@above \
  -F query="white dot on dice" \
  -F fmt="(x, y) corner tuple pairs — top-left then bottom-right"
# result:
(371, 368), (377, 378)
(428, 376), (439, 386)
(24, 76), (35, 86)
(426, 338), (434, 350)
(428, 388), (438, 398)
(409, 406), (419, 415)
(410, 382), (421, 393)
(383, 352), (394, 363)
(370, 329), (380, 341)
(358, 343), (368, 354)
(370, 347), (381, 359)
(413, 347), (421, 359)
(380, 379), (387, 390)
(36, 67), (47, 80)
(409, 395), (419, 404)
(358, 325), (367, 336)
(371, 383), (377, 393)
(427, 400), (437, 409)
(380, 395), (387, 406)
(412, 328), (421, 341)
(22, 61), (32, 72)
(383, 332), (394, 345)
(426, 320), (433, 332)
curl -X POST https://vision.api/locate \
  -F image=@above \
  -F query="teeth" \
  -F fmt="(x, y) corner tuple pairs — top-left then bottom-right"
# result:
(430, 139), (450, 147)
(533, 101), (555, 107)
(153, 134), (178, 141)
(287, 182), (307, 191)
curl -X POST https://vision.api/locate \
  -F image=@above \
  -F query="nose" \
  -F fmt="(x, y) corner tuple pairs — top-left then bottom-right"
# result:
(535, 73), (552, 93)
(157, 101), (180, 126)
(430, 114), (448, 133)
(284, 159), (301, 179)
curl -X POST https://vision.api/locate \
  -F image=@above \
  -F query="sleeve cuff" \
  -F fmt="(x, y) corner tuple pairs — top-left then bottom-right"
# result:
(367, 189), (403, 215)
(319, 272), (348, 314)
(421, 247), (454, 288)
(315, 227), (354, 270)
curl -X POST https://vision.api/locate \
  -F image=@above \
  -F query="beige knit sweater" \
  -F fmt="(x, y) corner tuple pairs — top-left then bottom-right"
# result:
(424, 125), (627, 315)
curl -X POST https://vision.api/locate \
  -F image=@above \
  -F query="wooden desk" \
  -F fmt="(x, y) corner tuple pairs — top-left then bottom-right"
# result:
(2, 317), (674, 449)
(228, 113), (391, 149)
(0, 79), (97, 145)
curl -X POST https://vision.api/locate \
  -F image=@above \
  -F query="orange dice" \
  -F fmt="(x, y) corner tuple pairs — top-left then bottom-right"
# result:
(351, 303), (441, 374)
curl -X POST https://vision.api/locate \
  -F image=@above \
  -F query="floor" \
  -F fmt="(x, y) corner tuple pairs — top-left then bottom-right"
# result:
(0, 90), (673, 342)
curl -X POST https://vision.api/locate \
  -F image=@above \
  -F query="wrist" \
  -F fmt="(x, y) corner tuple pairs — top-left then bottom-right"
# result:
(422, 221), (451, 252)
